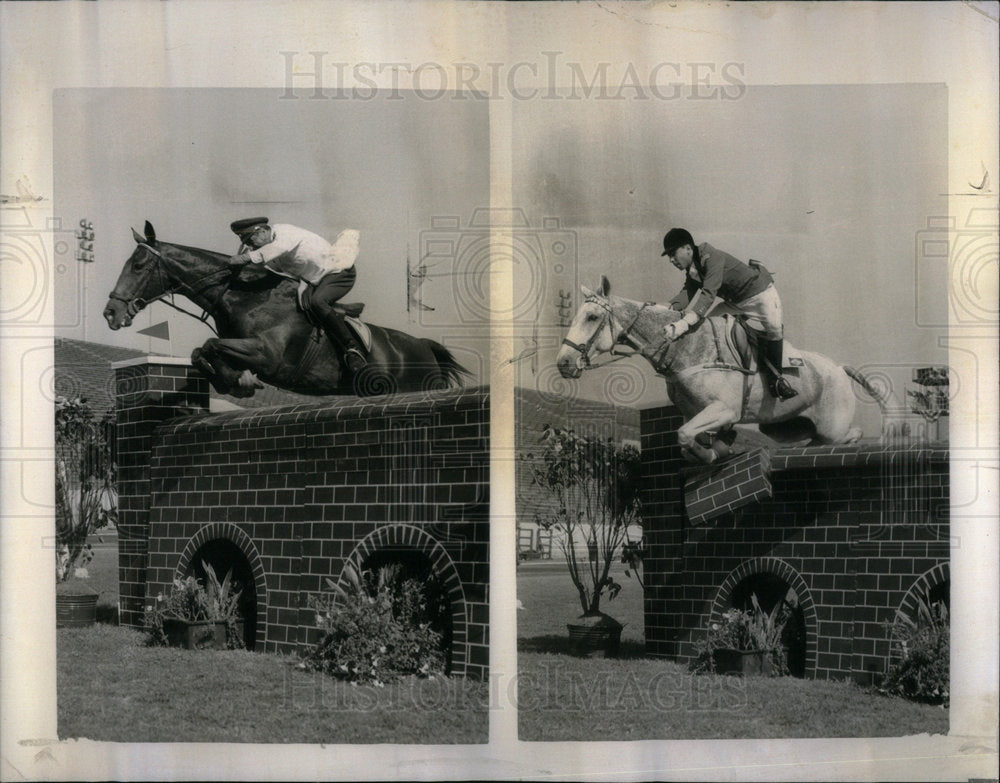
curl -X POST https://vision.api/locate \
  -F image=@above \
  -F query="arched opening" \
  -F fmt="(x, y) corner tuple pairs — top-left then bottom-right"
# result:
(729, 572), (807, 678)
(185, 538), (258, 651)
(927, 579), (950, 612)
(361, 547), (455, 674)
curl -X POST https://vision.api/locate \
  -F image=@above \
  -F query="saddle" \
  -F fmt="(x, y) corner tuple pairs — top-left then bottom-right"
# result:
(298, 286), (373, 352)
(710, 314), (804, 374)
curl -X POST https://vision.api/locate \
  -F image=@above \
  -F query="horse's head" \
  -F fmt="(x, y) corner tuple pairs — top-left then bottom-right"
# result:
(103, 221), (170, 329)
(556, 276), (620, 379)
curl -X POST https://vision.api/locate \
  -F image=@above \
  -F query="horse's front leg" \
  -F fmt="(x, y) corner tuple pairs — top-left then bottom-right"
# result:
(678, 401), (740, 463)
(191, 337), (269, 398)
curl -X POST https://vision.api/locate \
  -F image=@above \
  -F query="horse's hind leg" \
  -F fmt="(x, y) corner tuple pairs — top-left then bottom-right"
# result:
(808, 365), (861, 445)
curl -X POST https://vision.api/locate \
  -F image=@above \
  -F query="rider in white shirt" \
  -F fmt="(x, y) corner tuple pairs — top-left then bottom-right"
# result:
(229, 218), (366, 374)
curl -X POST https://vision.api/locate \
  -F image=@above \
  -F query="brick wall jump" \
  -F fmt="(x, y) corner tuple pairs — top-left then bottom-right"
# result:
(115, 358), (489, 679)
(640, 404), (950, 683)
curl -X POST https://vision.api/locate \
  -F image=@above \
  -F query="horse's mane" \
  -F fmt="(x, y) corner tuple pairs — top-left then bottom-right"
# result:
(165, 241), (231, 263)
(606, 294), (680, 322)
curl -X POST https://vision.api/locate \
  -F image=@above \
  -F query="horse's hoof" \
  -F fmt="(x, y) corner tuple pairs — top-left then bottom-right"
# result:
(238, 369), (264, 389)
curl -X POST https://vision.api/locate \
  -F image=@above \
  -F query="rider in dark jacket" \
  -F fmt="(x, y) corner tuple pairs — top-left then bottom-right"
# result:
(661, 227), (797, 400)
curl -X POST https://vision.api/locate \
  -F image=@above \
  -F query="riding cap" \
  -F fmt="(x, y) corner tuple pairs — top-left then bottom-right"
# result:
(230, 217), (270, 236)
(661, 227), (694, 257)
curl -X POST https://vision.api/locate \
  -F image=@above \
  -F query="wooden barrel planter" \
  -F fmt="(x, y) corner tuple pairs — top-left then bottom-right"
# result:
(162, 619), (227, 650)
(712, 648), (777, 676)
(55, 583), (99, 628)
(567, 614), (624, 658)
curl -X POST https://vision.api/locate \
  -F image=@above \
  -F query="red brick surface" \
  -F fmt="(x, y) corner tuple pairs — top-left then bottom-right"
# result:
(116, 360), (489, 679)
(683, 448), (773, 524)
(640, 405), (950, 683)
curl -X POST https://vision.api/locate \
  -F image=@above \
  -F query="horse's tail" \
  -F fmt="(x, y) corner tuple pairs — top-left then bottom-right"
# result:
(843, 366), (908, 442)
(426, 340), (471, 388)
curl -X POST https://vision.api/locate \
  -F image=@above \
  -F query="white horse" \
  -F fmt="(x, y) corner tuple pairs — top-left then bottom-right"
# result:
(556, 277), (891, 463)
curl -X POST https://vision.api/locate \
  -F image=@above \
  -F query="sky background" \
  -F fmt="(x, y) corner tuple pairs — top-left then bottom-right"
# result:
(511, 84), (950, 437)
(51, 84), (951, 436)
(53, 88), (492, 384)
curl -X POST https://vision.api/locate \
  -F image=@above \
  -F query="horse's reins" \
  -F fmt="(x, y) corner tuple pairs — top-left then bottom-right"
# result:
(107, 243), (235, 336)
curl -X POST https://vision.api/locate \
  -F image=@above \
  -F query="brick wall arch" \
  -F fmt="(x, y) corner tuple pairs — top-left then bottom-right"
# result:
(175, 522), (268, 648)
(897, 562), (950, 618)
(339, 523), (471, 676)
(711, 556), (819, 677)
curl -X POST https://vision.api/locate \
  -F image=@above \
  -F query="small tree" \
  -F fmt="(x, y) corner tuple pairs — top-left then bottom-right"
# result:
(54, 396), (117, 582)
(522, 425), (641, 617)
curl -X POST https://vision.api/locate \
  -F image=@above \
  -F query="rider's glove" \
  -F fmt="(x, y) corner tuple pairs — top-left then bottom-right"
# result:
(229, 253), (252, 266)
(664, 320), (690, 341)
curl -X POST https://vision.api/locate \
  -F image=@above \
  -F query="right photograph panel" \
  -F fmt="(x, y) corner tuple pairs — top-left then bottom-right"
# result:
(512, 84), (953, 740)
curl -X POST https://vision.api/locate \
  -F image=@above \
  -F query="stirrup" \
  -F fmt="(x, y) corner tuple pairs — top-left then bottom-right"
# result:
(344, 347), (367, 373)
(771, 376), (798, 400)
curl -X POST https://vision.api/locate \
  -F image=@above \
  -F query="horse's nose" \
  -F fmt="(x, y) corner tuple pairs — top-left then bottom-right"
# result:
(103, 302), (122, 330)
(556, 351), (581, 379)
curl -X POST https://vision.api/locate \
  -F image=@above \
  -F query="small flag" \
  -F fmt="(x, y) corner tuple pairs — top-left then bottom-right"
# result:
(138, 321), (170, 340)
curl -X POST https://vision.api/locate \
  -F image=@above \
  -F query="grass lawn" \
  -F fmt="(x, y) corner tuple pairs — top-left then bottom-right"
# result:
(517, 566), (949, 741)
(517, 564), (646, 650)
(81, 543), (119, 623)
(58, 625), (488, 743)
(58, 539), (487, 744)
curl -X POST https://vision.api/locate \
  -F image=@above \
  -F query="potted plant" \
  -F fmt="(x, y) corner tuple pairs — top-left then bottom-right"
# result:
(144, 561), (243, 650)
(521, 425), (641, 657)
(54, 396), (117, 627)
(695, 593), (790, 676)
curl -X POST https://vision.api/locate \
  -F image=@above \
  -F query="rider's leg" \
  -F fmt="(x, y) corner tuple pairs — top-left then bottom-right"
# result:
(310, 269), (367, 373)
(737, 285), (797, 400)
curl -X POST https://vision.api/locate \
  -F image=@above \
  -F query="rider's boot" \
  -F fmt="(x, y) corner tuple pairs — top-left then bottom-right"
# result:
(321, 311), (368, 374)
(763, 338), (798, 400)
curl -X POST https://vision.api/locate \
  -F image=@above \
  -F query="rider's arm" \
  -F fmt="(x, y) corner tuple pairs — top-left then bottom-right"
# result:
(665, 275), (707, 339)
(691, 254), (724, 317)
(669, 277), (698, 310)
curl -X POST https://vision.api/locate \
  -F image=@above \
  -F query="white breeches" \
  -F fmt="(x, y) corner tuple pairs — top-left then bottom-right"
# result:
(735, 284), (783, 340)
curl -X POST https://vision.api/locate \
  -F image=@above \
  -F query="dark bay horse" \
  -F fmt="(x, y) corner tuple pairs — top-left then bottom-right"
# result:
(557, 277), (892, 463)
(103, 222), (469, 398)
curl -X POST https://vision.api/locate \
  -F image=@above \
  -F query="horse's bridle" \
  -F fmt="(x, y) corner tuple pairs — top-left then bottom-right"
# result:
(107, 242), (234, 334)
(561, 295), (650, 369)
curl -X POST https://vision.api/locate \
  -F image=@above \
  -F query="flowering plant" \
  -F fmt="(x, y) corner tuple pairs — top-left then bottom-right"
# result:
(880, 594), (949, 704)
(304, 563), (445, 685)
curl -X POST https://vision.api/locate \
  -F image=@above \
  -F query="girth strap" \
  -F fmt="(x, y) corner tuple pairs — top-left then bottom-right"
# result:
(289, 328), (325, 386)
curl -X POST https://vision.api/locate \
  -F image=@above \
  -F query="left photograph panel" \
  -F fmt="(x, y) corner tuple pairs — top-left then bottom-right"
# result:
(51, 88), (491, 743)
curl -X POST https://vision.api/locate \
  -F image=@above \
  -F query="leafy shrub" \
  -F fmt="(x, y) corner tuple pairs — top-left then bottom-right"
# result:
(880, 596), (949, 705)
(521, 425), (642, 616)
(691, 593), (790, 675)
(144, 561), (244, 649)
(54, 396), (117, 582)
(303, 564), (445, 686)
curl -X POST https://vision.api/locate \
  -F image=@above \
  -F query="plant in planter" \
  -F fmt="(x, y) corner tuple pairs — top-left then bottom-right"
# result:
(693, 593), (790, 675)
(521, 425), (641, 656)
(144, 561), (244, 649)
(53, 396), (117, 584)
